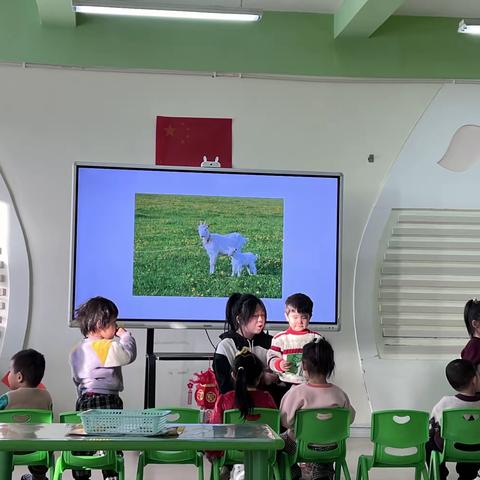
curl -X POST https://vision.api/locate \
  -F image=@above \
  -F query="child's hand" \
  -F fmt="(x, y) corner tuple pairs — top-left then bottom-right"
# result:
(279, 360), (292, 372)
(116, 327), (127, 337)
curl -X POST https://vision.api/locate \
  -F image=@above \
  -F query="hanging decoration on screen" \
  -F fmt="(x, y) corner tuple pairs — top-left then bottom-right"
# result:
(156, 116), (232, 168)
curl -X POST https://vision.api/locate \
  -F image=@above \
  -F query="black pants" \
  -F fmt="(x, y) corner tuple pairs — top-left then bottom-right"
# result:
(72, 393), (123, 480)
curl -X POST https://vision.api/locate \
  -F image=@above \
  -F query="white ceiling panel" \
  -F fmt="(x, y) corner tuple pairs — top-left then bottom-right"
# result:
(397, 0), (480, 18)
(122, 0), (341, 13)
(244, 0), (341, 13)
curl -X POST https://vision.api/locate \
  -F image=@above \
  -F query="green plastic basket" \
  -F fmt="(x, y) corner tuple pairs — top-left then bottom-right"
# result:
(79, 409), (170, 435)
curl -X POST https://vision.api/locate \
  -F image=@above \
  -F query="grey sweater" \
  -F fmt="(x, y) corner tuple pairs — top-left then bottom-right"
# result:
(70, 332), (137, 396)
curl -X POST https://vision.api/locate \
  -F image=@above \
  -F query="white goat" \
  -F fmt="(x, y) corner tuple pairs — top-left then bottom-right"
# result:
(198, 222), (248, 274)
(227, 247), (258, 277)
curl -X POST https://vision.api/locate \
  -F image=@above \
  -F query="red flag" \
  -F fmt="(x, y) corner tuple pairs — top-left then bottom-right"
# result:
(156, 116), (232, 168)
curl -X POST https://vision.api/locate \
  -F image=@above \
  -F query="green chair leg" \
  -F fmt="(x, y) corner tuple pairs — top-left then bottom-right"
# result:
(197, 454), (204, 480)
(136, 452), (145, 480)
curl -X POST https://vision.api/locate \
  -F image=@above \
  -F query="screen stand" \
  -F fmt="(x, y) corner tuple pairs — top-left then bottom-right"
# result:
(144, 328), (156, 408)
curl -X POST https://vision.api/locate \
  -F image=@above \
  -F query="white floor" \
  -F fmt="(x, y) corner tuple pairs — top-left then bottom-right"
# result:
(14, 438), (465, 479)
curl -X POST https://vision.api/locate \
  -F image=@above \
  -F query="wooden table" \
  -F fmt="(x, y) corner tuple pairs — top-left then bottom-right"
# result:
(0, 422), (284, 480)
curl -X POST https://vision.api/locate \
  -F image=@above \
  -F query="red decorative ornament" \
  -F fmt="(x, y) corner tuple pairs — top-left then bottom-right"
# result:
(188, 368), (219, 410)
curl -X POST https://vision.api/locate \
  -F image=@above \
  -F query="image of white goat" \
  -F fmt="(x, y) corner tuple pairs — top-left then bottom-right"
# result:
(198, 222), (248, 274)
(227, 247), (258, 277)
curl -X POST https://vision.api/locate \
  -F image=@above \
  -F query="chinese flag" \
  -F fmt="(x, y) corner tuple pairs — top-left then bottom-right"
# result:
(156, 116), (232, 167)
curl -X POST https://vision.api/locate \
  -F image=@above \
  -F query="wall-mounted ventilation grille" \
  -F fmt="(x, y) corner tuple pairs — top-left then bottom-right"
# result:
(379, 209), (480, 358)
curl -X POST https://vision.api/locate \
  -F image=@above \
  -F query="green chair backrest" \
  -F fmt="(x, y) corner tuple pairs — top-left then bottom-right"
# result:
(293, 408), (351, 463)
(371, 410), (429, 466)
(222, 408), (280, 465)
(224, 408), (280, 432)
(0, 408), (52, 424)
(59, 411), (81, 424)
(441, 408), (480, 462)
(158, 407), (202, 424)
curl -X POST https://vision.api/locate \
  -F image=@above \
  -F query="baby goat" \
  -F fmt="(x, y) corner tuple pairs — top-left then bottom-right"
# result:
(227, 247), (258, 277)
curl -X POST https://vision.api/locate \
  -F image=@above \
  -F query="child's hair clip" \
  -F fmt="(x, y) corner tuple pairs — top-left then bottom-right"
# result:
(473, 298), (479, 304)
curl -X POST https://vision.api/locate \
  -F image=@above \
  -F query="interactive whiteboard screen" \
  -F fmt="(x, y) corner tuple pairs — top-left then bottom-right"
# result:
(70, 164), (342, 329)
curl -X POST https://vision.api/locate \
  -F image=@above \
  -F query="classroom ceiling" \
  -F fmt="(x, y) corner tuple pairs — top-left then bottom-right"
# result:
(36, 0), (480, 32)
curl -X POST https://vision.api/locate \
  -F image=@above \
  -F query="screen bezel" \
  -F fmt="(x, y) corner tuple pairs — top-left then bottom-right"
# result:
(69, 163), (343, 331)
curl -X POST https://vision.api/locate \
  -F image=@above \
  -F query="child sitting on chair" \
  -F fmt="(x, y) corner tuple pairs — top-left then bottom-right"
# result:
(209, 349), (277, 480)
(427, 358), (480, 480)
(0, 349), (52, 480)
(280, 338), (355, 480)
(70, 296), (137, 480)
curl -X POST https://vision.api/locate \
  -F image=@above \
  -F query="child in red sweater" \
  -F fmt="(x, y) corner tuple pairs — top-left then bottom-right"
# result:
(209, 349), (277, 479)
(210, 348), (276, 424)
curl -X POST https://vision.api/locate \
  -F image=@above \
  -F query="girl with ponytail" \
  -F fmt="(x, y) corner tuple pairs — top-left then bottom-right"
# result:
(280, 338), (355, 480)
(210, 349), (276, 424)
(462, 299), (480, 367)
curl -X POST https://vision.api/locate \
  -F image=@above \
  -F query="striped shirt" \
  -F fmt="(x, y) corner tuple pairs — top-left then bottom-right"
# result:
(267, 328), (322, 384)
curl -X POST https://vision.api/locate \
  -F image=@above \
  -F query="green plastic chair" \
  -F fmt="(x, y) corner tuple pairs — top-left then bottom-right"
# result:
(136, 407), (204, 480)
(0, 408), (54, 477)
(280, 407), (352, 480)
(53, 411), (125, 480)
(356, 409), (429, 480)
(210, 407), (281, 480)
(429, 408), (480, 480)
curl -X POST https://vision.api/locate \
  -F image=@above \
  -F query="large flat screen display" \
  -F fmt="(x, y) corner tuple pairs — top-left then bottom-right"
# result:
(70, 164), (342, 329)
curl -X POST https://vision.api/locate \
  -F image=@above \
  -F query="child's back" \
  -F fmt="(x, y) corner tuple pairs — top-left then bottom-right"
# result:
(0, 349), (52, 411)
(427, 359), (480, 480)
(210, 349), (276, 424)
(280, 381), (354, 437)
(279, 338), (354, 480)
(0, 349), (52, 480)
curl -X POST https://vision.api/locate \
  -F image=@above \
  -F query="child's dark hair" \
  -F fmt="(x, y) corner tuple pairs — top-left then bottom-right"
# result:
(302, 338), (334, 378)
(75, 296), (118, 337)
(233, 350), (264, 419)
(11, 349), (45, 387)
(446, 359), (476, 391)
(225, 292), (242, 332)
(285, 293), (313, 317)
(233, 294), (267, 332)
(464, 299), (480, 337)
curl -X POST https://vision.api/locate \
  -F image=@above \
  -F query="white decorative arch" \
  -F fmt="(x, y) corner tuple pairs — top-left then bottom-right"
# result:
(0, 168), (30, 378)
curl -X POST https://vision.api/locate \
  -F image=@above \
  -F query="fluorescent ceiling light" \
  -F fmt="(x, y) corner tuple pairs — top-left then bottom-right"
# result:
(458, 19), (480, 34)
(73, 2), (262, 21)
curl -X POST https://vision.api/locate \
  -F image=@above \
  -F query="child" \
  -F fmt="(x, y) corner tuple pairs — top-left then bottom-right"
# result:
(426, 358), (480, 480)
(210, 349), (277, 424)
(0, 349), (52, 480)
(267, 293), (323, 386)
(462, 299), (480, 367)
(280, 338), (355, 480)
(210, 350), (277, 480)
(70, 296), (137, 480)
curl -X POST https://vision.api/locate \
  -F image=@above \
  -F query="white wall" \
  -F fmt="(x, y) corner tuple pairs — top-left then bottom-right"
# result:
(356, 83), (480, 413)
(0, 64), (440, 424)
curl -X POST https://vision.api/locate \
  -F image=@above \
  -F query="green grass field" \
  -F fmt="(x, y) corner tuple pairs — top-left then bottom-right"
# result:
(133, 194), (283, 298)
